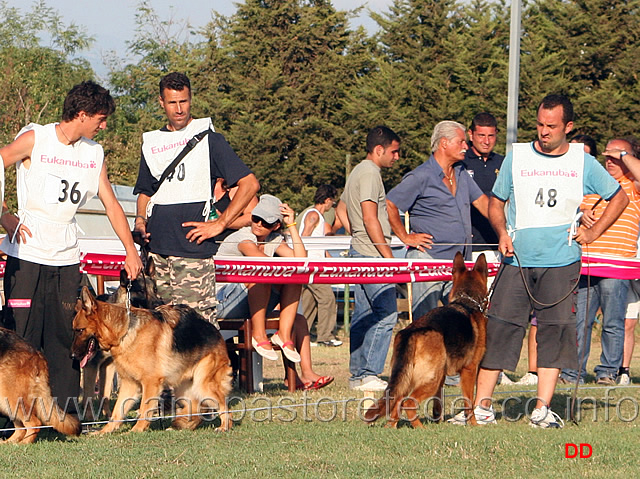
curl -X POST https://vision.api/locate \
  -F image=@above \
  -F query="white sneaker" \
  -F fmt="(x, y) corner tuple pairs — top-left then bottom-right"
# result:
(529, 406), (564, 429)
(349, 376), (388, 391)
(498, 372), (514, 385)
(515, 372), (538, 385)
(618, 373), (631, 385)
(447, 405), (497, 425)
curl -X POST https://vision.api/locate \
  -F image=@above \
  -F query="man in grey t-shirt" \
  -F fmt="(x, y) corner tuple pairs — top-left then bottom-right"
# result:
(340, 126), (400, 391)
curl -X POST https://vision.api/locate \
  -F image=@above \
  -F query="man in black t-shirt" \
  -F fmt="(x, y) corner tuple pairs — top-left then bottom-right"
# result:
(133, 72), (259, 325)
(461, 112), (504, 260)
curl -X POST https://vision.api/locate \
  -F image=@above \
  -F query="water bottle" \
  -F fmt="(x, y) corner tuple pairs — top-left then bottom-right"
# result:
(209, 199), (219, 220)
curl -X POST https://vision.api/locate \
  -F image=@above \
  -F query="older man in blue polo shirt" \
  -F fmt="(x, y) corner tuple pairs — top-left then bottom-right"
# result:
(387, 120), (490, 320)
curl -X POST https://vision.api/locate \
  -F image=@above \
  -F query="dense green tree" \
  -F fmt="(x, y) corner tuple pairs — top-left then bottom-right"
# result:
(6, 0), (637, 210)
(104, 0), (207, 185)
(197, 0), (374, 210)
(457, 0), (510, 147)
(519, 0), (640, 150)
(344, 0), (511, 187)
(0, 1), (93, 143)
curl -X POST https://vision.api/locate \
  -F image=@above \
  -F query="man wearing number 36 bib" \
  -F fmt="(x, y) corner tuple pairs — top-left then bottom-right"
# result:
(463, 94), (628, 428)
(0, 81), (142, 411)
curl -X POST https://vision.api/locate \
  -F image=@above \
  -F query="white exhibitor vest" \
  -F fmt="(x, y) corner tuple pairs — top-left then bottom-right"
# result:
(511, 142), (584, 232)
(1, 123), (103, 265)
(141, 118), (214, 219)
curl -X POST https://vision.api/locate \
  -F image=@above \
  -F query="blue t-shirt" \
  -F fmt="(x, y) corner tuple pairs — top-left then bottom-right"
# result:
(387, 155), (483, 260)
(492, 142), (620, 267)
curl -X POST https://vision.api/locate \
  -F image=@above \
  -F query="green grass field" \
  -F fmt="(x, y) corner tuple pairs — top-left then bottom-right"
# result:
(1, 326), (639, 478)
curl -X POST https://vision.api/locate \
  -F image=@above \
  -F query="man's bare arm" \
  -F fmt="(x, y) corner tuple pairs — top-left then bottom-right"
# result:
(386, 199), (432, 251)
(335, 200), (350, 234)
(574, 188), (629, 244)
(489, 195), (513, 256)
(472, 194), (490, 219)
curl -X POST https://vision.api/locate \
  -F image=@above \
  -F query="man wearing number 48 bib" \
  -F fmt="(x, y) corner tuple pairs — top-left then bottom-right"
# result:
(0, 81), (143, 411)
(133, 72), (259, 326)
(453, 94), (628, 429)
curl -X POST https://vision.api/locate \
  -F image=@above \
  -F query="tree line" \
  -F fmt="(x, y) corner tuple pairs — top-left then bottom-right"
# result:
(1, 0), (639, 212)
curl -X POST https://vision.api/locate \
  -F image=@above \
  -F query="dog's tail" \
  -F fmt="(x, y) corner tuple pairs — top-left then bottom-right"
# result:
(363, 329), (416, 424)
(32, 360), (82, 437)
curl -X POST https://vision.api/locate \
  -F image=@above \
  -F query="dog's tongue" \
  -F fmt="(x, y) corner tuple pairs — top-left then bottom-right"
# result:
(79, 339), (96, 369)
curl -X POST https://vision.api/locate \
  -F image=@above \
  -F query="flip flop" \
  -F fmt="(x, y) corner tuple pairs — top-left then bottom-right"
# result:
(303, 376), (334, 390)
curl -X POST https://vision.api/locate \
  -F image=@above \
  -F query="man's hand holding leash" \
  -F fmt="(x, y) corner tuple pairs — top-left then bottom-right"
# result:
(497, 233), (514, 257)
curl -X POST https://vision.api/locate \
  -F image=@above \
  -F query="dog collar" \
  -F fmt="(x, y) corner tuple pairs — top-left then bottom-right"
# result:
(451, 292), (488, 314)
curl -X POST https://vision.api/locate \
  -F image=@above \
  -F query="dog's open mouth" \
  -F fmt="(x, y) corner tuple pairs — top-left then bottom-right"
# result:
(79, 337), (97, 369)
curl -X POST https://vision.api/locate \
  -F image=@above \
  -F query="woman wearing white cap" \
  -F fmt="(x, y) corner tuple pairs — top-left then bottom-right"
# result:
(216, 194), (333, 390)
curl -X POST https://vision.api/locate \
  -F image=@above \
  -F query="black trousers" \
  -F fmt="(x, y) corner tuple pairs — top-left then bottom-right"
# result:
(3, 256), (81, 411)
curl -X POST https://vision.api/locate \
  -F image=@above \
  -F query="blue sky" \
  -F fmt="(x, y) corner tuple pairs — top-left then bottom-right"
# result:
(4, 0), (391, 79)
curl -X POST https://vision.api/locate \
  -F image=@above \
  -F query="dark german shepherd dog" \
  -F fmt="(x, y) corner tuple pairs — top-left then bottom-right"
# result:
(71, 286), (232, 433)
(364, 252), (488, 427)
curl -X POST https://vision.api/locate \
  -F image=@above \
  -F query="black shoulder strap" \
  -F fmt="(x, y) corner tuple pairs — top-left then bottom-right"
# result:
(154, 129), (211, 190)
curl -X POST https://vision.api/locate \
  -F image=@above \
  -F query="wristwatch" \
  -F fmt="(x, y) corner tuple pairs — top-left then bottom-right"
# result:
(620, 150), (628, 159)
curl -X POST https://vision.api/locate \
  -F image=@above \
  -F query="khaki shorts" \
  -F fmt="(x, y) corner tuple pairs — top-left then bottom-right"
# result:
(150, 252), (218, 326)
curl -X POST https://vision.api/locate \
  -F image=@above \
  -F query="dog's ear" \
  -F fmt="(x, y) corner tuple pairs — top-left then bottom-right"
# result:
(473, 253), (488, 279)
(145, 255), (155, 278)
(80, 286), (97, 313)
(119, 268), (129, 287)
(452, 252), (466, 277)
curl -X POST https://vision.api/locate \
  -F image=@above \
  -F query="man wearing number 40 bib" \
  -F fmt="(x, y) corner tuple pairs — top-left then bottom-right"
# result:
(452, 94), (629, 429)
(133, 72), (259, 326)
(0, 81), (143, 411)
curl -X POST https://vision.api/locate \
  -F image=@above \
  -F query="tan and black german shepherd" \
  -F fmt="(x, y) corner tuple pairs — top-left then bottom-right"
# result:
(364, 252), (488, 427)
(71, 286), (232, 433)
(0, 327), (81, 443)
(82, 259), (162, 420)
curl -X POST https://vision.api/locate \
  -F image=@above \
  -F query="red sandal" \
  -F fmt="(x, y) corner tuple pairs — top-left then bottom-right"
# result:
(304, 376), (334, 390)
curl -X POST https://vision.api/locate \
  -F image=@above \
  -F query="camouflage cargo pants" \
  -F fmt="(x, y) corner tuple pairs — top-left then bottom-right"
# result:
(149, 252), (218, 328)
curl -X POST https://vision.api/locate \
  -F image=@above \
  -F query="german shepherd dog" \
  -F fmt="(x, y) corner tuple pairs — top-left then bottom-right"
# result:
(82, 259), (162, 420)
(0, 327), (81, 443)
(71, 286), (232, 433)
(364, 252), (488, 427)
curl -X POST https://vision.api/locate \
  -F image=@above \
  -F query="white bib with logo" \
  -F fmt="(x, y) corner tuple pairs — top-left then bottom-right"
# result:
(512, 142), (583, 230)
(1, 123), (103, 265)
(142, 118), (214, 210)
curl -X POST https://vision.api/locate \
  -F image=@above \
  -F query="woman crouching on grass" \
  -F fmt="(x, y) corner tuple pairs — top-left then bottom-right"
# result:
(216, 194), (333, 390)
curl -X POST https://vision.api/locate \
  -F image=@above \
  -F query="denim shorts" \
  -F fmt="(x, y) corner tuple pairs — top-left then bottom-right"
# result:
(216, 282), (280, 319)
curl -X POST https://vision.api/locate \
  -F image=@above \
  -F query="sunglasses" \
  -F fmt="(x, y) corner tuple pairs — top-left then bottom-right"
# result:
(251, 215), (278, 228)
